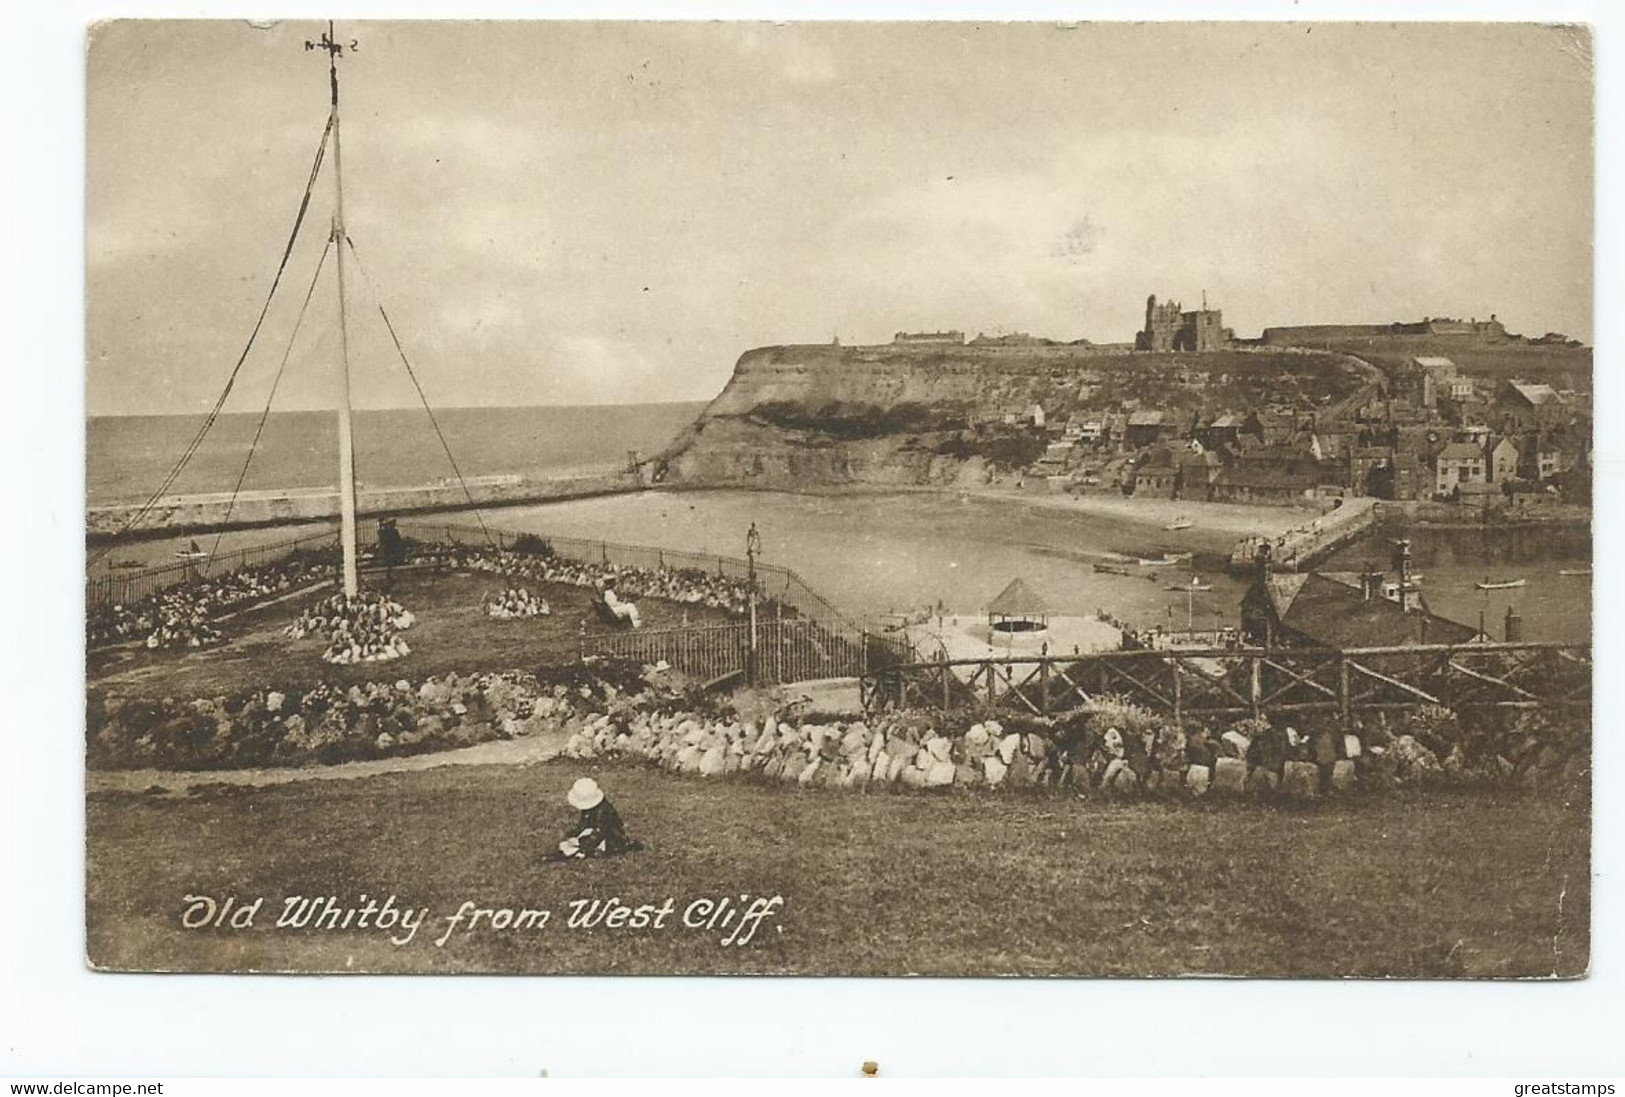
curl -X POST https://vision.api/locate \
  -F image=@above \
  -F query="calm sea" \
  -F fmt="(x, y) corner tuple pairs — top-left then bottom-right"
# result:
(86, 404), (706, 506)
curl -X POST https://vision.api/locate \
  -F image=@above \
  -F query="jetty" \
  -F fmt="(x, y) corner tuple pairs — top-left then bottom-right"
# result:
(1228, 495), (1377, 573)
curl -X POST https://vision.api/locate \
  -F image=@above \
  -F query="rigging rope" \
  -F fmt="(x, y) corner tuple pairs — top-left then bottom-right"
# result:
(341, 232), (496, 549)
(88, 112), (336, 568)
(204, 234), (336, 570)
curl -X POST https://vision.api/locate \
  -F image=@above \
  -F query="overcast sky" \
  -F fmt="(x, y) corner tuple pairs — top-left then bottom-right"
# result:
(86, 20), (1593, 415)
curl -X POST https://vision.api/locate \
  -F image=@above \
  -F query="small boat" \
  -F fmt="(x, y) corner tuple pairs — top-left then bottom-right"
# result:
(1475, 578), (1526, 591)
(109, 559), (146, 570)
(1168, 581), (1212, 592)
(1138, 555), (1179, 567)
(1558, 567), (1591, 577)
(1093, 563), (1132, 576)
(174, 550), (210, 561)
(1164, 517), (1194, 531)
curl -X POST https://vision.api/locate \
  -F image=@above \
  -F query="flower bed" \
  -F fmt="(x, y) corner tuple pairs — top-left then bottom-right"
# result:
(283, 591), (417, 665)
(484, 586), (550, 619)
(409, 542), (784, 619)
(88, 551), (337, 650)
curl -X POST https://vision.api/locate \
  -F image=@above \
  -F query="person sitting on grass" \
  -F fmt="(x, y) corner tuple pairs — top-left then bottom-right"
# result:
(599, 577), (642, 629)
(556, 777), (639, 860)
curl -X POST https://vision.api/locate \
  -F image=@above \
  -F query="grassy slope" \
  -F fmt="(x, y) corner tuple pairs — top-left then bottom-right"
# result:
(1301, 339), (1592, 388)
(86, 761), (1590, 978)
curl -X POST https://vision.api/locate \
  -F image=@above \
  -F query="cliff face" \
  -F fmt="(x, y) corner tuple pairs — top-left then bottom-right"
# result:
(661, 343), (1375, 489)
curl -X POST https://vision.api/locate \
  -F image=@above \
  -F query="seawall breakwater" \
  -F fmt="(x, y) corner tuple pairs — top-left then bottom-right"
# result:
(87, 470), (646, 540)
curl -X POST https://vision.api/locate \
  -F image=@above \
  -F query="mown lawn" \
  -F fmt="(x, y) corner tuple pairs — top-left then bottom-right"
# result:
(85, 761), (1590, 978)
(87, 569), (734, 702)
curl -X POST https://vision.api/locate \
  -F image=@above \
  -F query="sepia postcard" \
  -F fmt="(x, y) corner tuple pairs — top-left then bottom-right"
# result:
(85, 19), (1592, 977)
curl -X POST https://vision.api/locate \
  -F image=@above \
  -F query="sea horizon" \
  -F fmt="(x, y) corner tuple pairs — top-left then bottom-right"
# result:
(86, 399), (709, 420)
(86, 402), (706, 505)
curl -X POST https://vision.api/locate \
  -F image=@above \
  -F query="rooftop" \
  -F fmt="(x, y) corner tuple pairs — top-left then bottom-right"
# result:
(1505, 381), (1562, 406)
(987, 577), (1050, 619)
(1270, 572), (1478, 649)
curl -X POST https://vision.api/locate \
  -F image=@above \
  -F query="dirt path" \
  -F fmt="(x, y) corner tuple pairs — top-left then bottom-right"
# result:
(85, 726), (573, 797)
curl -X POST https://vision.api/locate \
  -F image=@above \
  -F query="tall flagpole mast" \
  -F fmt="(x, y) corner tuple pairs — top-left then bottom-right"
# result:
(309, 20), (359, 597)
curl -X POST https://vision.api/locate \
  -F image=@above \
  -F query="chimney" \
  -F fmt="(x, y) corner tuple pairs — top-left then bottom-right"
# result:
(1391, 539), (1414, 610)
(1360, 568), (1385, 602)
(1254, 540), (1273, 586)
(1504, 605), (1523, 643)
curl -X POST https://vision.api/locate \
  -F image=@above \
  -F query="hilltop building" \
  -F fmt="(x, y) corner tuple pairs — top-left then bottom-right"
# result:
(1136, 294), (1231, 352)
(893, 330), (964, 346)
(1260, 315), (1510, 346)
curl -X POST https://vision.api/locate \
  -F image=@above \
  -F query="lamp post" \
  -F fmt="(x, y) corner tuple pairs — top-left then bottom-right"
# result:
(745, 523), (761, 685)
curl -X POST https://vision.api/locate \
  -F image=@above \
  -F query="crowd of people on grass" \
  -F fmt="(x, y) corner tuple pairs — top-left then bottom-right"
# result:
(284, 590), (417, 664)
(87, 554), (336, 651)
(484, 586), (550, 619)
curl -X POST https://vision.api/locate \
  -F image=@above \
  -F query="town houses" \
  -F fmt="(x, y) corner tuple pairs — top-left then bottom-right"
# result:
(924, 297), (1589, 509)
(1006, 356), (1589, 509)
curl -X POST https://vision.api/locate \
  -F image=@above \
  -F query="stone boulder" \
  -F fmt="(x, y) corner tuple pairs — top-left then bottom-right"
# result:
(698, 744), (727, 777)
(1282, 760), (1320, 800)
(1213, 757), (1248, 796)
(983, 756), (1008, 788)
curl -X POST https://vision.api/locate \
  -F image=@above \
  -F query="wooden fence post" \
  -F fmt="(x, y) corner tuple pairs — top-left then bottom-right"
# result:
(1338, 655), (1351, 728)
(1250, 655), (1262, 719)
(1171, 658), (1183, 728)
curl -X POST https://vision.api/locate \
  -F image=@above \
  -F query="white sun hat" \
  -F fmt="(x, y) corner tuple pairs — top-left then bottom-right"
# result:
(567, 777), (605, 810)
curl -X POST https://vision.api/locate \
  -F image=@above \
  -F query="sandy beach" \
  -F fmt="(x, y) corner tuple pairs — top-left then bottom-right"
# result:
(957, 483), (1319, 542)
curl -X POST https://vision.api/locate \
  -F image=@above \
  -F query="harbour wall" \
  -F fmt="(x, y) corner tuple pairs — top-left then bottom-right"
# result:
(1228, 495), (1379, 572)
(87, 470), (647, 540)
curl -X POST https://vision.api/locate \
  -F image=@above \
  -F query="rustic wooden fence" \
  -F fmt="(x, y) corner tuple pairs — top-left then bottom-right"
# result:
(859, 641), (1591, 724)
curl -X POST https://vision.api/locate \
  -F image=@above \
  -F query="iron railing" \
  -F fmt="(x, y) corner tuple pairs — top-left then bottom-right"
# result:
(393, 520), (854, 626)
(85, 531), (340, 609)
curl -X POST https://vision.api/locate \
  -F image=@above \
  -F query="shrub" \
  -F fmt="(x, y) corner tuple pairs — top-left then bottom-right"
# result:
(512, 532), (554, 557)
